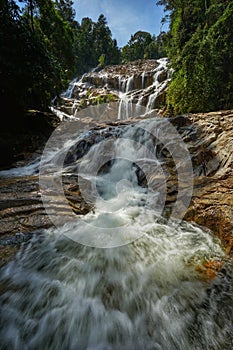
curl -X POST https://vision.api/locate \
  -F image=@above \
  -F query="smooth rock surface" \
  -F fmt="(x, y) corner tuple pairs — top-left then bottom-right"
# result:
(1, 111), (232, 262)
(183, 110), (233, 254)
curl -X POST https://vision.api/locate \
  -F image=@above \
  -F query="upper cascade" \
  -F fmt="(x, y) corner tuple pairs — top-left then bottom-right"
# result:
(53, 58), (172, 120)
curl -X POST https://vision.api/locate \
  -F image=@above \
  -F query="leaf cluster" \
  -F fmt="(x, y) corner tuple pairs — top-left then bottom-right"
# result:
(0, 0), (77, 123)
(121, 31), (168, 62)
(74, 14), (121, 75)
(160, 0), (233, 114)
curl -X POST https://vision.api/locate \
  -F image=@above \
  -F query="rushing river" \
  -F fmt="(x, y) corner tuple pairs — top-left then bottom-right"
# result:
(0, 63), (233, 349)
(0, 210), (233, 349)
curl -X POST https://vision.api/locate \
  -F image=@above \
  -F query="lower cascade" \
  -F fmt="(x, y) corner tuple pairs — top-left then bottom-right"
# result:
(1, 219), (232, 350)
(1, 117), (233, 350)
(0, 60), (233, 350)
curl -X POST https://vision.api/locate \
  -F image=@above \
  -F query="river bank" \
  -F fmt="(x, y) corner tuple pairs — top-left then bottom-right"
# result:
(1, 59), (233, 347)
(0, 108), (232, 266)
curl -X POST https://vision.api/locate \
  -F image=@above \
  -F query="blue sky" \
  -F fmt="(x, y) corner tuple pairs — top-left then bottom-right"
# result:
(74, 0), (168, 47)
(16, 0), (168, 48)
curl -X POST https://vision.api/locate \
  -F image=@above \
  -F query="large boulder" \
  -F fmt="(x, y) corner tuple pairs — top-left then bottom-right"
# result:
(182, 110), (233, 254)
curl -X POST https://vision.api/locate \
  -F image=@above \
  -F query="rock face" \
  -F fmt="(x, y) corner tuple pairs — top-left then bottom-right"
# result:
(52, 58), (171, 119)
(81, 59), (166, 91)
(0, 174), (92, 237)
(0, 55), (233, 265)
(1, 110), (233, 264)
(182, 110), (233, 254)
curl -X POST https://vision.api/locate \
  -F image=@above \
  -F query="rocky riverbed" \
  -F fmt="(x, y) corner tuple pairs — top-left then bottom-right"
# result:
(0, 58), (232, 267)
(0, 109), (232, 266)
(183, 110), (233, 254)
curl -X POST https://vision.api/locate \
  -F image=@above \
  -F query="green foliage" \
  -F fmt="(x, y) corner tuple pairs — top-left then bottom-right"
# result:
(106, 93), (117, 103)
(74, 14), (121, 75)
(0, 1), (119, 138)
(54, 0), (76, 24)
(121, 31), (168, 62)
(74, 17), (96, 74)
(98, 54), (106, 67)
(159, 0), (233, 114)
(0, 0), (77, 124)
(92, 93), (117, 105)
(34, 0), (76, 81)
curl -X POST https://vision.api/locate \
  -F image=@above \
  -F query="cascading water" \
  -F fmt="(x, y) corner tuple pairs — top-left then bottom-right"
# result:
(48, 58), (172, 123)
(117, 75), (134, 120)
(1, 111), (233, 349)
(141, 71), (146, 89)
(1, 217), (232, 350)
(145, 58), (169, 113)
(117, 93), (133, 120)
(1, 58), (232, 349)
(61, 78), (77, 99)
(117, 58), (171, 120)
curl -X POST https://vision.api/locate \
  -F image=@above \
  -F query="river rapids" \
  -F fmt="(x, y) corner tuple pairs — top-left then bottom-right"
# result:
(0, 59), (233, 350)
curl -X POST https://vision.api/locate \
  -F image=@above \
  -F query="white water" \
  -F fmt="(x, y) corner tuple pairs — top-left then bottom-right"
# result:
(118, 58), (171, 119)
(117, 93), (133, 120)
(61, 78), (77, 99)
(0, 158), (40, 178)
(126, 76), (134, 92)
(117, 74), (135, 119)
(141, 71), (146, 89)
(1, 59), (233, 349)
(1, 115), (233, 349)
(145, 58), (169, 113)
(1, 214), (232, 350)
(49, 58), (171, 123)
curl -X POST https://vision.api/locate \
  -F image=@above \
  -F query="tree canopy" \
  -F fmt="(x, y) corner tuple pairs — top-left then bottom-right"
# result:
(0, 0), (77, 122)
(0, 1), (121, 123)
(158, 0), (233, 113)
(74, 14), (121, 75)
(1, 0), (232, 122)
(121, 31), (167, 62)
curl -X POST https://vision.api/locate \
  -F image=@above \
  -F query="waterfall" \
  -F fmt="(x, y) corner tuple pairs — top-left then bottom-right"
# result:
(117, 93), (133, 120)
(145, 58), (170, 113)
(61, 78), (77, 99)
(1, 114), (233, 349)
(141, 71), (146, 89)
(1, 59), (233, 350)
(118, 76), (122, 91)
(117, 58), (171, 119)
(117, 75), (135, 120)
(146, 92), (158, 112)
(125, 76), (134, 93)
(49, 58), (172, 123)
(136, 95), (144, 114)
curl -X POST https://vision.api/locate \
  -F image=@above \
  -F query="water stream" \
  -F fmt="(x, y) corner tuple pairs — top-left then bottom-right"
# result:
(1, 117), (233, 349)
(0, 60), (233, 350)
(1, 215), (232, 350)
